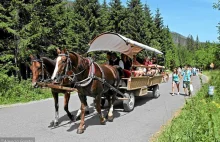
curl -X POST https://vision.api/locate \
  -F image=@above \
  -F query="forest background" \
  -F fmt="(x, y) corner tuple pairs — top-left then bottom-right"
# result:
(0, 0), (219, 81)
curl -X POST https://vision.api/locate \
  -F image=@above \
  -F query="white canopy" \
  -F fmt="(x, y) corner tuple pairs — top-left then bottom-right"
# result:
(87, 32), (163, 58)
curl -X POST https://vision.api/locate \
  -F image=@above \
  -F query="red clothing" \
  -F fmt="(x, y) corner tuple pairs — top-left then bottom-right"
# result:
(144, 61), (152, 66)
(123, 69), (131, 78)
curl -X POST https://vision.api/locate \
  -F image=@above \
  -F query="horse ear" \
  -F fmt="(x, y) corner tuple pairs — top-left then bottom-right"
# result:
(56, 48), (61, 54)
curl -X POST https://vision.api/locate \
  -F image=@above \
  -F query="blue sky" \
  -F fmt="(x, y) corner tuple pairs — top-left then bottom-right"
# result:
(71, 0), (220, 42)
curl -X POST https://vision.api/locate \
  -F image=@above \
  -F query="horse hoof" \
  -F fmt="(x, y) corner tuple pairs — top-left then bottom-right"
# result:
(85, 110), (90, 115)
(108, 115), (114, 122)
(76, 116), (81, 121)
(100, 119), (106, 125)
(77, 129), (84, 134)
(54, 122), (59, 127)
(70, 115), (75, 122)
(100, 121), (106, 125)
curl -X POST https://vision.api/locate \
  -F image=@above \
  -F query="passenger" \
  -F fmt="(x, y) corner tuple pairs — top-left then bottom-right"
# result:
(152, 56), (157, 64)
(132, 55), (146, 77)
(105, 52), (113, 65)
(121, 54), (132, 70)
(132, 55), (142, 65)
(144, 57), (152, 66)
(111, 52), (124, 69)
(121, 54), (132, 78)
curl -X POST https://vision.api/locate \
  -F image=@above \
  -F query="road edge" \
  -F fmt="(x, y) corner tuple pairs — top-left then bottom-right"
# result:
(0, 92), (77, 109)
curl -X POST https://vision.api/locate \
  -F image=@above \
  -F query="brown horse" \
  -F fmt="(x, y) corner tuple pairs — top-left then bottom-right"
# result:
(51, 48), (123, 134)
(29, 55), (90, 127)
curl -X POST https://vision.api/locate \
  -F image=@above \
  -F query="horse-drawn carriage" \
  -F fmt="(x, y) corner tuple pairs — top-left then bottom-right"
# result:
(31, 32), (166, 134)
(87, 32), (164, 112)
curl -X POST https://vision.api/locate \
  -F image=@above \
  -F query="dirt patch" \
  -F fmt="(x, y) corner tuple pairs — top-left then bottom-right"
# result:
(149, 107), (183, 142)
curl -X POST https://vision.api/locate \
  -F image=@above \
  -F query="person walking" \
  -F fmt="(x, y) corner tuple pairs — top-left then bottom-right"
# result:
(181, 65), (192, 96)
(171, 68), (180, 96)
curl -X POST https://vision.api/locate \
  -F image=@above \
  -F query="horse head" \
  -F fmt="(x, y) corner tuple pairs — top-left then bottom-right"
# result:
(51, 48), (78, 85)
(30, 54), (55, 87)
(30, 54), (44, 87)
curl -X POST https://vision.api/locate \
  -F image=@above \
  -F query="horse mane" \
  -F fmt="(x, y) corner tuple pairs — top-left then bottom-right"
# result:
(41, 57), (56, 75)
(69, 51), (88, 69)
(41, 57), (56, 66)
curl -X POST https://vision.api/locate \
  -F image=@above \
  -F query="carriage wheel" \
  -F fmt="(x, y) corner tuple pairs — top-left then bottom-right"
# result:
(123, 92), (135, 112)
(152, 84), (160, 98)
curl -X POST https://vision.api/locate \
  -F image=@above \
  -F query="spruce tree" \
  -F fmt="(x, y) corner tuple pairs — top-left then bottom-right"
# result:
(99, 0), (110, 33)
(126, 0), (146, 43)
(195, 35), (200, 50)
(143, 4), (156, 46)
(0, 1), (19, 75)
(108, 0), (125, 33)
(153, 8), (163, 46)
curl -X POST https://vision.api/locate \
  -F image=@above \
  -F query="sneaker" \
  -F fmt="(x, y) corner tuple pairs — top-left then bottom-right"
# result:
(171, 93), (175, 96)
(177, 92), (180, 95)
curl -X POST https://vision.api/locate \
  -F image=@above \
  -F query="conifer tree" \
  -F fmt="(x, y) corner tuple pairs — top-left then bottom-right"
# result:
(108, 0), (125, 33)
(99, 0), (110, 33)
(153, 8), (163, 46)
(195, 35), (200, 50)
(0, 1), (19, 75)
(73, 0), (102, 52)
(126, 0), (146, 43)
(143, 4), (156, 45)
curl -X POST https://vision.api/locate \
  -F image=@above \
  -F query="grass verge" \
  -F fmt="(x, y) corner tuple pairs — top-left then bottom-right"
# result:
(153, 70), (220, 142)
(0, 73), (52, 105)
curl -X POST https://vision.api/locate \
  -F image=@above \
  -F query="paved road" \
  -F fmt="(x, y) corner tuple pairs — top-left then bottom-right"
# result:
(0, 75), (205, 142)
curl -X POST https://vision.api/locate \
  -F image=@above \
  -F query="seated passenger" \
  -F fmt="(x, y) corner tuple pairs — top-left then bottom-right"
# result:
(121, 54), (132, 78)
(144, 57), (152, 66)
(111, 52), (124, 69)
(105, 52), (113, 65)
(132, 55), (146, 77)
(121, 54), (132, 70)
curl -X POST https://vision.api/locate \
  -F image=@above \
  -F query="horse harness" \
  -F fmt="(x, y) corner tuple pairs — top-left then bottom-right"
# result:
(32, 58), (51, 82)
(56, 52), (124, 96)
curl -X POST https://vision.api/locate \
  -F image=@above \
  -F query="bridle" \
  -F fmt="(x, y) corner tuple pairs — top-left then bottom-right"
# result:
(55, 52), (95, 87)
(31, 58), (51, 82)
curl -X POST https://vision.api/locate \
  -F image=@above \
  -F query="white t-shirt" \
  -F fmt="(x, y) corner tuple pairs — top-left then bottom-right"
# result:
(119, 60), (124, 69)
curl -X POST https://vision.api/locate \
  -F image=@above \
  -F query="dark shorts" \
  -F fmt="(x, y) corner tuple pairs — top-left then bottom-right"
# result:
(183, 81), (190, 88)
(173, 81), (180, 84)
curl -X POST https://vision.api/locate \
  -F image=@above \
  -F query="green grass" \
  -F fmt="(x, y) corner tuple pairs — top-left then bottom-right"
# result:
(155, 70), (220, 142)
(0, 73), (52, 105)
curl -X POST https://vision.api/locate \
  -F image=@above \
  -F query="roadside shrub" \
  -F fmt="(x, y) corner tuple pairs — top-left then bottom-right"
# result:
(0, 72), (51, 105)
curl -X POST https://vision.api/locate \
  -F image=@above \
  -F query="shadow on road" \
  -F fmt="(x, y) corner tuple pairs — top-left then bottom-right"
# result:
(50, 92), (154, 132)
(66, 107), (123, 132)
(134, 92), (154, 108)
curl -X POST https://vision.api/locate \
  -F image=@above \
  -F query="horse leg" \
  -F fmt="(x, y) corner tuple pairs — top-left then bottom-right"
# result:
(77, 95), (87, 134)
(75, 95), (90, 121)
(107, 93), (115, 122)
(95, 95), (106, 125)
(64, 92), (74, 122)
(52, 91), (59, 126)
